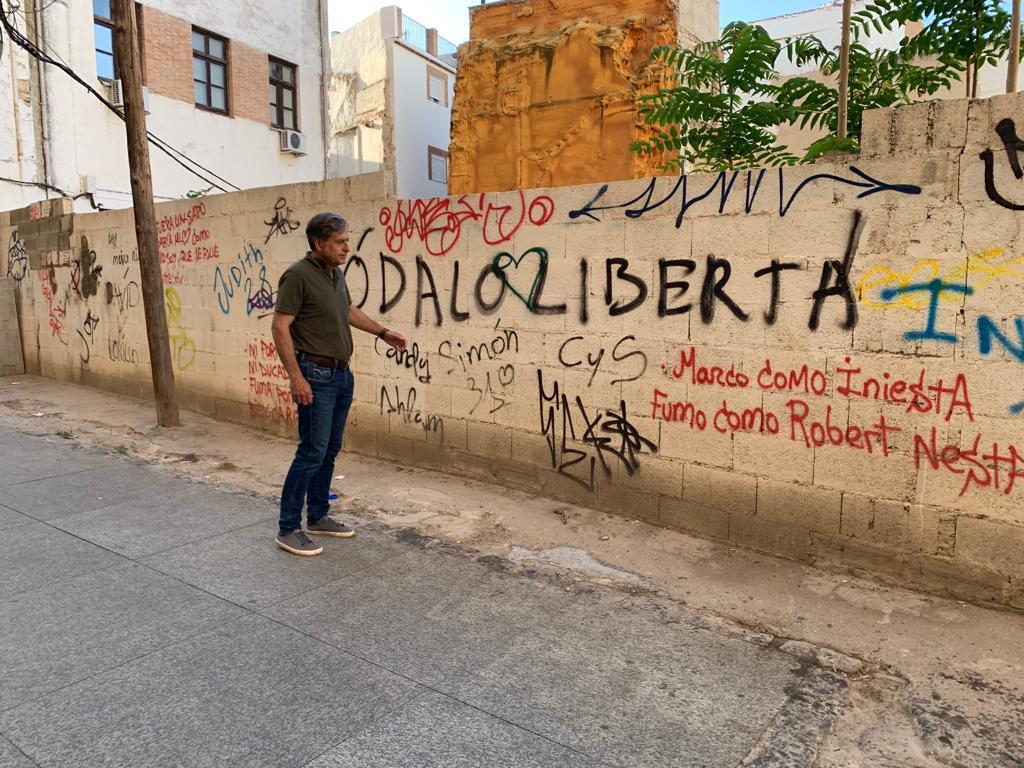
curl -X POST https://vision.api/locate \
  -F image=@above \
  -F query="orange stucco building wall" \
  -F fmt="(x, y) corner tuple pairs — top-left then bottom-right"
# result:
(450, 0), (710, 194)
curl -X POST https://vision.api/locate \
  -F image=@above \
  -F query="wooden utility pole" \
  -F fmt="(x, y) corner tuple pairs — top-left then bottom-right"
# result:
(838, 0), (853, 139)
(1009, 0), (1021, 92)
(111, 0), (180, 427)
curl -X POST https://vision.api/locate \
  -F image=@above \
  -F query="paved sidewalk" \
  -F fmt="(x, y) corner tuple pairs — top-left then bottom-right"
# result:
(2, 376), (1023, 768)
(0, 425), (851, 768)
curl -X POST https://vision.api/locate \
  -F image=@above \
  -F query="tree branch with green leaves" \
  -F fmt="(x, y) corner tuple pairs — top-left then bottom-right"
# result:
(852, 0), (1016, 97)
(631, 22), (800, 173)
(780, 34), (955, 159)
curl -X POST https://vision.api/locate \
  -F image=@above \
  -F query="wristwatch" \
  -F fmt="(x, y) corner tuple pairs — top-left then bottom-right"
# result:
(377, 327), (389, 339)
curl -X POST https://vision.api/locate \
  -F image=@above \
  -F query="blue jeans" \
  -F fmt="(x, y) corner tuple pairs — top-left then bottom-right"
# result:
(278, 359), (354, 536)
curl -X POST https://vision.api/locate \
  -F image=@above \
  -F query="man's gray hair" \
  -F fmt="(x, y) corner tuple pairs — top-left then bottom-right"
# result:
(305, 212), (348, 251)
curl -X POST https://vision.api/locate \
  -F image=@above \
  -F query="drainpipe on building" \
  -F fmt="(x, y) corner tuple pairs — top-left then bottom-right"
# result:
(384, 11), (398, 197)
(28, 0), (52, 197)
(36, 0), (80, 205)
(7, 36), (25, 189)
(317, 0), (330, 180)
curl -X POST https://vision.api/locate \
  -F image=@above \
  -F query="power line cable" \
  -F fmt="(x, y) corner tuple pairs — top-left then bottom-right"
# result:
(0, 174), (100, 203)
(0, 0), (240, 193)
(0, 5), (232, 196)
(15, 5), (241, 193)
(2, 0), (239, 192)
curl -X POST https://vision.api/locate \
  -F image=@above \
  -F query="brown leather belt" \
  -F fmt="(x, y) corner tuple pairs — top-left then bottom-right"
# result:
(297, 351), (349, 369)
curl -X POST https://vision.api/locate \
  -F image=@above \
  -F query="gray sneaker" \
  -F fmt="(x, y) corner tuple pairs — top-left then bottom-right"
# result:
(276, 529), (324, 556)
(307, 516), (355, 538)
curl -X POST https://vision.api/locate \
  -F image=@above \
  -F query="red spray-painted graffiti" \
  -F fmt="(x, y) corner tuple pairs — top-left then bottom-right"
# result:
(247, 338), (296, 428)
(157, 202), (219, 285)
(651, 346), (1019, 498)
(38, 269), (68, 346)
(662, 347), (973, 423)
(914, 427), (1024, 498)
(378, 192), (555, 257)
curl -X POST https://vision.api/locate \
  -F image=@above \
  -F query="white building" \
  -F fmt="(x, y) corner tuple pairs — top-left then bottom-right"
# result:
(755, 1), (1010, 97)
(0, 0), (329, 213)
(328, 6), (457, 200)
(754, 1), (904, 77)
(751, 0), (1011, 152)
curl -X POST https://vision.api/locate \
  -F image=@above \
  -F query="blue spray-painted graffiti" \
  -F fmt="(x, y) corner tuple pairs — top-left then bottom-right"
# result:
(212, 244), (276, 317)
(882, 280), (1024, 413)
(880, 280), (975, 344)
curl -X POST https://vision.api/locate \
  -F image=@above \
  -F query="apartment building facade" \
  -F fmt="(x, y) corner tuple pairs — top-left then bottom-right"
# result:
(0, 0), (329, 212)
(328, 6), (456, 200)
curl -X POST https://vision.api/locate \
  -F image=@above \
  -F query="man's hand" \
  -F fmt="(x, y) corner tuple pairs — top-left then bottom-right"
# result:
(290, 375), (313, 405)
(349, 306), (408, 352)
(381, 329), (408, 352)
(271, 312), (312, 406)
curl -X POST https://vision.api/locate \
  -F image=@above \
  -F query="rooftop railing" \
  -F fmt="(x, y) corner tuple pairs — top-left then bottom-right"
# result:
(401, 12), (459, 60)
(401, 15), (428, 51)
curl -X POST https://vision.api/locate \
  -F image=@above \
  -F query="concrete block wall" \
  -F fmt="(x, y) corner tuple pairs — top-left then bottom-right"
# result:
(3, 93), (1024, 608)
(0, 277), (25, 376)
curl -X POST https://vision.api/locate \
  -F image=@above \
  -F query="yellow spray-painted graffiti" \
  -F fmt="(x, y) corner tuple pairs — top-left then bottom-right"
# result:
(857, 248), (1024, 310)
(164, 287), (196, 371)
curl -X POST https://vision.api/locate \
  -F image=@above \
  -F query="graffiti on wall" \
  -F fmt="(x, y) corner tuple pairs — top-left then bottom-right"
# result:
(107, 319), (140, 366)
(538, 370), (658, 491)
(379, 385), (444, 436)
(980, 118), (1024, 210)
(105, 267), (141, 366)
(247, 337), (295, 427)
(858, 248), (1024, 310)
(71, 238), (102, 300)
(264, 197), (300, 244)
(375, 337), (432, 384)
(873, 278), (1024, 414)
(112, 247), (139, 268)
(379, 191), (555, 257)
(158, 203), (218, 286)
(104, 270), (141, 315)
(559, 335), (647, 387)
(212, 244), (276, 317)
(7, 233), (28, 283)
(164, 287), (196, 371)
(339, 233), (863, 332)
(11, 110), (1024, 512)
(38, 268), (68, 346)
(650, 345), (1023, 497)
(76, 310), (100, 364)
(568, 166), (919, 225)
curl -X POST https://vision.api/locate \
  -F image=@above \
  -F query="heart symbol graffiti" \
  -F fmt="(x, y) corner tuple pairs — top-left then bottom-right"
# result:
(492, 247), (549, 310)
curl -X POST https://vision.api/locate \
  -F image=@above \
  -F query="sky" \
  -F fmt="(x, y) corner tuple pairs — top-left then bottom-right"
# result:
(327, 1), (842, 46)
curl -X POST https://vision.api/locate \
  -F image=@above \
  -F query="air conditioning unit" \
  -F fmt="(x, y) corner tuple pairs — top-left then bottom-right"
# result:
(279, 130), (308, 155)
(108, 79), (151, 114)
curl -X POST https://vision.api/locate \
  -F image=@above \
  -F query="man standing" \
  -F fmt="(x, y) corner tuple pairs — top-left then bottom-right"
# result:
(272, 212), (407, 556)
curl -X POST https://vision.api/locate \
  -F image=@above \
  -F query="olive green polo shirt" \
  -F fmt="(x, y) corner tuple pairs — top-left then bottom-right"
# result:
(275, 252), (354, 362)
